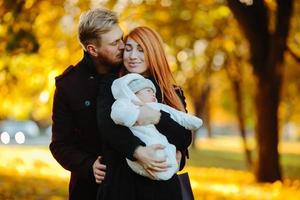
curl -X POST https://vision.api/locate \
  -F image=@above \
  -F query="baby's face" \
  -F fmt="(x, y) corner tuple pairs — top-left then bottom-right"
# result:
(135, 88), (157, 103)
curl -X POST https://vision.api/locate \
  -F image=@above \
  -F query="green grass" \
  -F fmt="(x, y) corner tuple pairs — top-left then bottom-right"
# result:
(187, 148), (300, 179)
(188, 149), (248, 169)
(281, 154), (300, 179)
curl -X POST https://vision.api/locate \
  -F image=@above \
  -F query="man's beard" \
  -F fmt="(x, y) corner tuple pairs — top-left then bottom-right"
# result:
(97, 51), (123, 70)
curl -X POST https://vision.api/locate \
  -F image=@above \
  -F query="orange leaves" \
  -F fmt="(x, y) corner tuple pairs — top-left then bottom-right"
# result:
(0, 145), (299, 199)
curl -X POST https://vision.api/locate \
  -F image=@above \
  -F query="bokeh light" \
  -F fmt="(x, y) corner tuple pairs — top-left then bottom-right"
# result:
(15, 131), (25, 144)
(1, 132), (10, 144)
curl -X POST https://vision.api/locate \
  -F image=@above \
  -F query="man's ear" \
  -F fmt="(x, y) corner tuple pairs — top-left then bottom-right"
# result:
(86, 44), (98, 57)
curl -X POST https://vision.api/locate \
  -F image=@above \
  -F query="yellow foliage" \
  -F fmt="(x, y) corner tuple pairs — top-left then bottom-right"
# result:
(0, 146), (299, 199)
(224, 40), (236, 53)
(216, 6), (231, 18)
(155, 10), (170, 22)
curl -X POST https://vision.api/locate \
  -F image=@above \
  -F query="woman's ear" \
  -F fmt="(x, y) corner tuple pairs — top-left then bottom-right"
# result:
(86, 44), (98, 57)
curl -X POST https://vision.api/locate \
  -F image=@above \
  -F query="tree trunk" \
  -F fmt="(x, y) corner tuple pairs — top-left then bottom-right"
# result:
(227, 0), (293, 182)
(255, 75), (282, 181)
(205, 98), (212, 138)
(232, 79), (253, 168)
(225, 59), (253, 168)
(195, 83), (211, 137)
(191, 82), (211, 148)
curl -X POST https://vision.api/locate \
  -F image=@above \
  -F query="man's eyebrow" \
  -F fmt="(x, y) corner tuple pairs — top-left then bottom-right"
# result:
(110, 39), (121, 44)
(116, 34), (123, 42)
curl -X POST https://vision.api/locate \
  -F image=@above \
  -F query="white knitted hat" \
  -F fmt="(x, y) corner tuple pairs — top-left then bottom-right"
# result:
(128, 78), (156, 94)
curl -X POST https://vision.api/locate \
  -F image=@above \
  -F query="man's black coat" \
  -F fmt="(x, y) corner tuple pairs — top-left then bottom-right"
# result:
(50, 52), (104, 200)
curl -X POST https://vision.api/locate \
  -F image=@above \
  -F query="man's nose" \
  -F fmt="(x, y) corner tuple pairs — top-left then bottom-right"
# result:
(119, 40), (125, 50)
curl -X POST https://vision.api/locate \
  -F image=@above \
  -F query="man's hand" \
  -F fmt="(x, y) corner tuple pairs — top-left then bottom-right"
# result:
(92, 156), (106, 184)
(132, 100), (161, 126)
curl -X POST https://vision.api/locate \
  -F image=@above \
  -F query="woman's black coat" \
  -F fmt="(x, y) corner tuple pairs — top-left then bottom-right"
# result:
(97, 76), (192, 200)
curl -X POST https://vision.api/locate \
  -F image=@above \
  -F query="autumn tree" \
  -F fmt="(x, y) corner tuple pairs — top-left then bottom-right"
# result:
(227, 0), (294, 182)
(0, 0), (85, 126)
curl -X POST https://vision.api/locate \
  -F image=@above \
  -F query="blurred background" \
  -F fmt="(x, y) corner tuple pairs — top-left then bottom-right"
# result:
(0, 0), (300, 199)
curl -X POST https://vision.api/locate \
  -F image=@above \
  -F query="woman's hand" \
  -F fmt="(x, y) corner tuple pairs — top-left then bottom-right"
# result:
(133, 144), (168, 178)
(176, 150), (182, 169)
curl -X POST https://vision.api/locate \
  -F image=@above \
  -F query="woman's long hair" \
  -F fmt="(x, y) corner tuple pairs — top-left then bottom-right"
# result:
(122, 26), (185, 111)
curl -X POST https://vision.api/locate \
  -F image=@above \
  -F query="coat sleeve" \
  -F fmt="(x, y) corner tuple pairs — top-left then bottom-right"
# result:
(102, 118), (145, 161)
(155, 88), (192, 170)
(98, 82), (145, 161)
(49, 84), (96, 180)
(155, 111), (192, 151)
(158, 103), (202, 131)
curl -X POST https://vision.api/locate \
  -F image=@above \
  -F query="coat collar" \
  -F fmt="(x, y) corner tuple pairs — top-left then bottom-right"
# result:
(78, 51), (121, 78)
(77, 51), (98, 76)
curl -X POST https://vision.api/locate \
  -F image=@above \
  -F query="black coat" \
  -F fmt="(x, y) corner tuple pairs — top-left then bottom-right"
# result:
(50, 52), (104, 200)
(97, 76), (192, 200)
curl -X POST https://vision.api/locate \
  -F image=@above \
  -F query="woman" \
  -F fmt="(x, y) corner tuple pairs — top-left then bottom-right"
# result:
(98, 26), (192, 200)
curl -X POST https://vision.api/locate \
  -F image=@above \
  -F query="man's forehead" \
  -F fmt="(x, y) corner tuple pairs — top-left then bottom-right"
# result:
(101, 25), (123, 44)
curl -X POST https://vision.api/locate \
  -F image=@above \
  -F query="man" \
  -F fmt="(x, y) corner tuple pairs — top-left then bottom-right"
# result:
(50, 8), (126, 200)
(50, 9), (164, 200)
(50, 8), (165, 200)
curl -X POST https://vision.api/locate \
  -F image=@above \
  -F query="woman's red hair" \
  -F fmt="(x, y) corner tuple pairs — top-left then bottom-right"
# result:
(122, 26), (185, 111)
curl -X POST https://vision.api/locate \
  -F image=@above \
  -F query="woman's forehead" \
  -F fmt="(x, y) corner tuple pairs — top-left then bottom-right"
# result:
(126, 38), (139, 45)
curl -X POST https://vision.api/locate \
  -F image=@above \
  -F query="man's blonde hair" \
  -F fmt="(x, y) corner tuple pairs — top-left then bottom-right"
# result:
(78, 8), (118, 50)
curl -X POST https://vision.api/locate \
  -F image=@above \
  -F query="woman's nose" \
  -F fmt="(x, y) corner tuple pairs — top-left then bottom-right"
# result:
(129, 50), (138, 59)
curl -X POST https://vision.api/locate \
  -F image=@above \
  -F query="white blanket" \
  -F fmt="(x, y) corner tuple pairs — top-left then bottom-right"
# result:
(111, 73), (203, 180)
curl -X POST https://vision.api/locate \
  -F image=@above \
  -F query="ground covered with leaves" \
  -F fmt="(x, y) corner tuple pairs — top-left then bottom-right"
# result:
(0, 138), (299, 199)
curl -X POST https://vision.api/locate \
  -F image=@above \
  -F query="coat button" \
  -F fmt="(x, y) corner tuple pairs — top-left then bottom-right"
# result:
(84, 100), (91, 107)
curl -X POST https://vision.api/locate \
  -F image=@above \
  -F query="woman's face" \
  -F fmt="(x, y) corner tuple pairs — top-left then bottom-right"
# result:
(123, 38), (148, 75)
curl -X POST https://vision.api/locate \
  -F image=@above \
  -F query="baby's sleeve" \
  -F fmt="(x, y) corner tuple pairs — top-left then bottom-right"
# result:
(156, 103), (203, 131)
(111, 98), (140, 127)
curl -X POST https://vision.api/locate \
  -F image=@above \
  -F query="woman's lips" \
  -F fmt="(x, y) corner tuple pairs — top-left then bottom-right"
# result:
(128, 62), (141, 67)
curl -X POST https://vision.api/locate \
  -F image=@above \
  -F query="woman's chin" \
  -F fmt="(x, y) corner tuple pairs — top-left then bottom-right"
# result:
(125, 68), (141, 74)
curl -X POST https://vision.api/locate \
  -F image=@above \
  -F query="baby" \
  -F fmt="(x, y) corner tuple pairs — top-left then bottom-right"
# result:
(110, 73), (202, 180)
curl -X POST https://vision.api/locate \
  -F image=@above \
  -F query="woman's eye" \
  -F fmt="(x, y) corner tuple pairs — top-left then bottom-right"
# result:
(125, 45), (132, 51)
